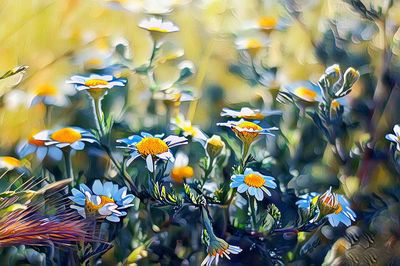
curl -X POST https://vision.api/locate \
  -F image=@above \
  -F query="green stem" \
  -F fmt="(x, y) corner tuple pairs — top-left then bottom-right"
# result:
(247, 193), (257, 231)
(63, 149), (74, 184)
(240, 142), (251, 173)
(92, 97), (105, 137)
(201, 206), (216, 239)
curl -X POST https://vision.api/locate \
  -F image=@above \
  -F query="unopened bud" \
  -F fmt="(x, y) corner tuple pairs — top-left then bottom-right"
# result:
(205, 135), (225, 159)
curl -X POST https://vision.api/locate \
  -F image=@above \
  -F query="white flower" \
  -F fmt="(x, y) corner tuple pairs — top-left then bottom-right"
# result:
(201, 237), (242, 266)
(386, 124), (400, 151)
(67, 74), (126, 92)
(138, 17), (179, 33)
(171, 114), (208, 144)
(221, 107), (281, 120)
(18, 130), (63, 161)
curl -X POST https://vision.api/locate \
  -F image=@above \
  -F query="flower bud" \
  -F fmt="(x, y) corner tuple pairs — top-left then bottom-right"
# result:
(317, 187), (341, 216)
(324, 64), (341, 85)
(343, 67), (360, 89)
(205, 135), (225, 159)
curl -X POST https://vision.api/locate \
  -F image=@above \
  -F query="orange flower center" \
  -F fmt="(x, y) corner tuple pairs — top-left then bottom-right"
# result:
(84, 79), (109, 87)
(245, 39), (262, 50)
(233, 121), (262, 144)
(28, 135), (46, 146)
(258, 16), (278, 29)
(244, 173), (265, 188)
(35, 84), (58, 96)
(242, 113), (265, 120)
(51, 128), (82, 143)
(136, 137), (169, 157)
(0, 156), (21, 168)
(331, 100), (340, 109)
(171, 166), (194, 183)
(294, 87), (317, 101)
(85, 195), (115, 212)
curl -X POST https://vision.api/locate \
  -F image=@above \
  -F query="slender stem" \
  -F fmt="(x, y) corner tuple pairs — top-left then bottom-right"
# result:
(247, 193), (257, 231)
(92, 97), (105, 137)
(240, 142), (251, 173)
(201, 206), (216, 239)
(63, 149), (74, 184)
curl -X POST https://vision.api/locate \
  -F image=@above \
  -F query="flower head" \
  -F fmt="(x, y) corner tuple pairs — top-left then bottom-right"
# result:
(217, 119), (277, 145)
(171, 152), (194, 183)
(31, 84), (69, 107)
(205, 135), (225, 160)
(171, 114), (208, 143)
(153, 87), (195, 103)
(201, 237), (242, 266)
(36, 127), (97, 151)
(18, 130), (63, 161)
(230, 168), (276, 201)
(257, 16), (278, 31)
(67, 74), (126, 99)
(139, 17), (179, 33)
(0, 156), (22, 170)
(221, 107), (281, 120)
(386, 124), (400, 151)
(235, 36), (269, 56)
(69, 180), (134, 222)
(296, 188), (356, 227)
(283, 81), (322, 103)
(117, 132), (187, 172)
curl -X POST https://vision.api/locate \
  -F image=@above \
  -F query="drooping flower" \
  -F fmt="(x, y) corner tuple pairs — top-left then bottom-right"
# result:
(217, 119), (277, 146)
(18, 130), (63, 161)
(116, 132), (187, 172)
(66, 74), (126, 99)
(170, 152), (194, 183)
(30, 84), (70, 107)
(171, 114), (208, 143)
(205, 135), (225, 160)
(35, 127), (97, 151)
(230, 168), (276, 201)
(296, 188), (356, 227)
(201, 237), (242, 266)
(385, 124), (400, 151)
(221, 107), (281, 120)
(69, 180), (134, 222)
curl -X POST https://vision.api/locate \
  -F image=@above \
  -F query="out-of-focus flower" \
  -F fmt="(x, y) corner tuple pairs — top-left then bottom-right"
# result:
(171, 114), (208, 143)
(30, 84), (70, 107)
(217, 119), (277, 145)
(205, 135), (225, 159)
(66, 74), (126, 99)
(73, 47), (112, 70)
(153, 87), (195, 103)
(36, 127), (97, 151)
(139, 17), (179, 43)
(230, 168), (276, 201)
(0, 156), (22, 170)
(0, 65), (28, 97)
(283, 81), (321, 103)
(69, 180), (134, 222)
(386, 124), (400, 151)
(171, 152), (193, 183)
(296, 188), (356, 227)
(235, 36), (269, 56)
(18, 131), (63, 161)
(257, 16), (278, 32)
(117, 132), (187, 172)
(318, 65), (359, 99)
(221, 107), (280, 120)
(201, 237), (242, 266)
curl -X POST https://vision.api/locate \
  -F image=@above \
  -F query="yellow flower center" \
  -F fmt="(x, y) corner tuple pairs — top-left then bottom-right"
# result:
(331, 100), (340, 109)
(182, 125), (197, 137)
(294, 87), (317, 101)
(258, 16), (278, 29)
(51, 128), (82, 143)
(233, 121), (262, 144)
(171, 166), (194, 183)
(35, 84), (58, 96)
(84, 79), (109, 88)
(0, 156), (21, 168)
(136, 137), (169, 157)
(242, 113), (265, 120)
(85, 58), (104, 67)
(243, 173), (265, 188)
(85, 195), (115, 212)
(147, 27), (169, 33)
(245, 39), (262, 50)
(28, 135), (46, 146)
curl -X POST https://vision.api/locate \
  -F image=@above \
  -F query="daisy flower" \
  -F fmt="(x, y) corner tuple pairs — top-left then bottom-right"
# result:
(230, 168), (276, 201)
(153, 87), (195, 103)
(66, 74), (126, 99)
(282, 81), (322, 103)
(139, 17), (179, 43)
(69, 180), (134, 222)
(116, 132), (187, 172)
(170, 152), (194, 183)
(217, 119), (277, 146)
(296, 188), (356, 227)
(171, 114), (208, 143)
(0, 156), (23, 170)
(385, 124), (400, 151)
(221, 107), (281, 120)
(235, 36), (269, 56)
(201, 237), (242, 266)
(18, 131), (63, 161)
(30, 84), (70, 107)
(35, 127), (97, 151)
